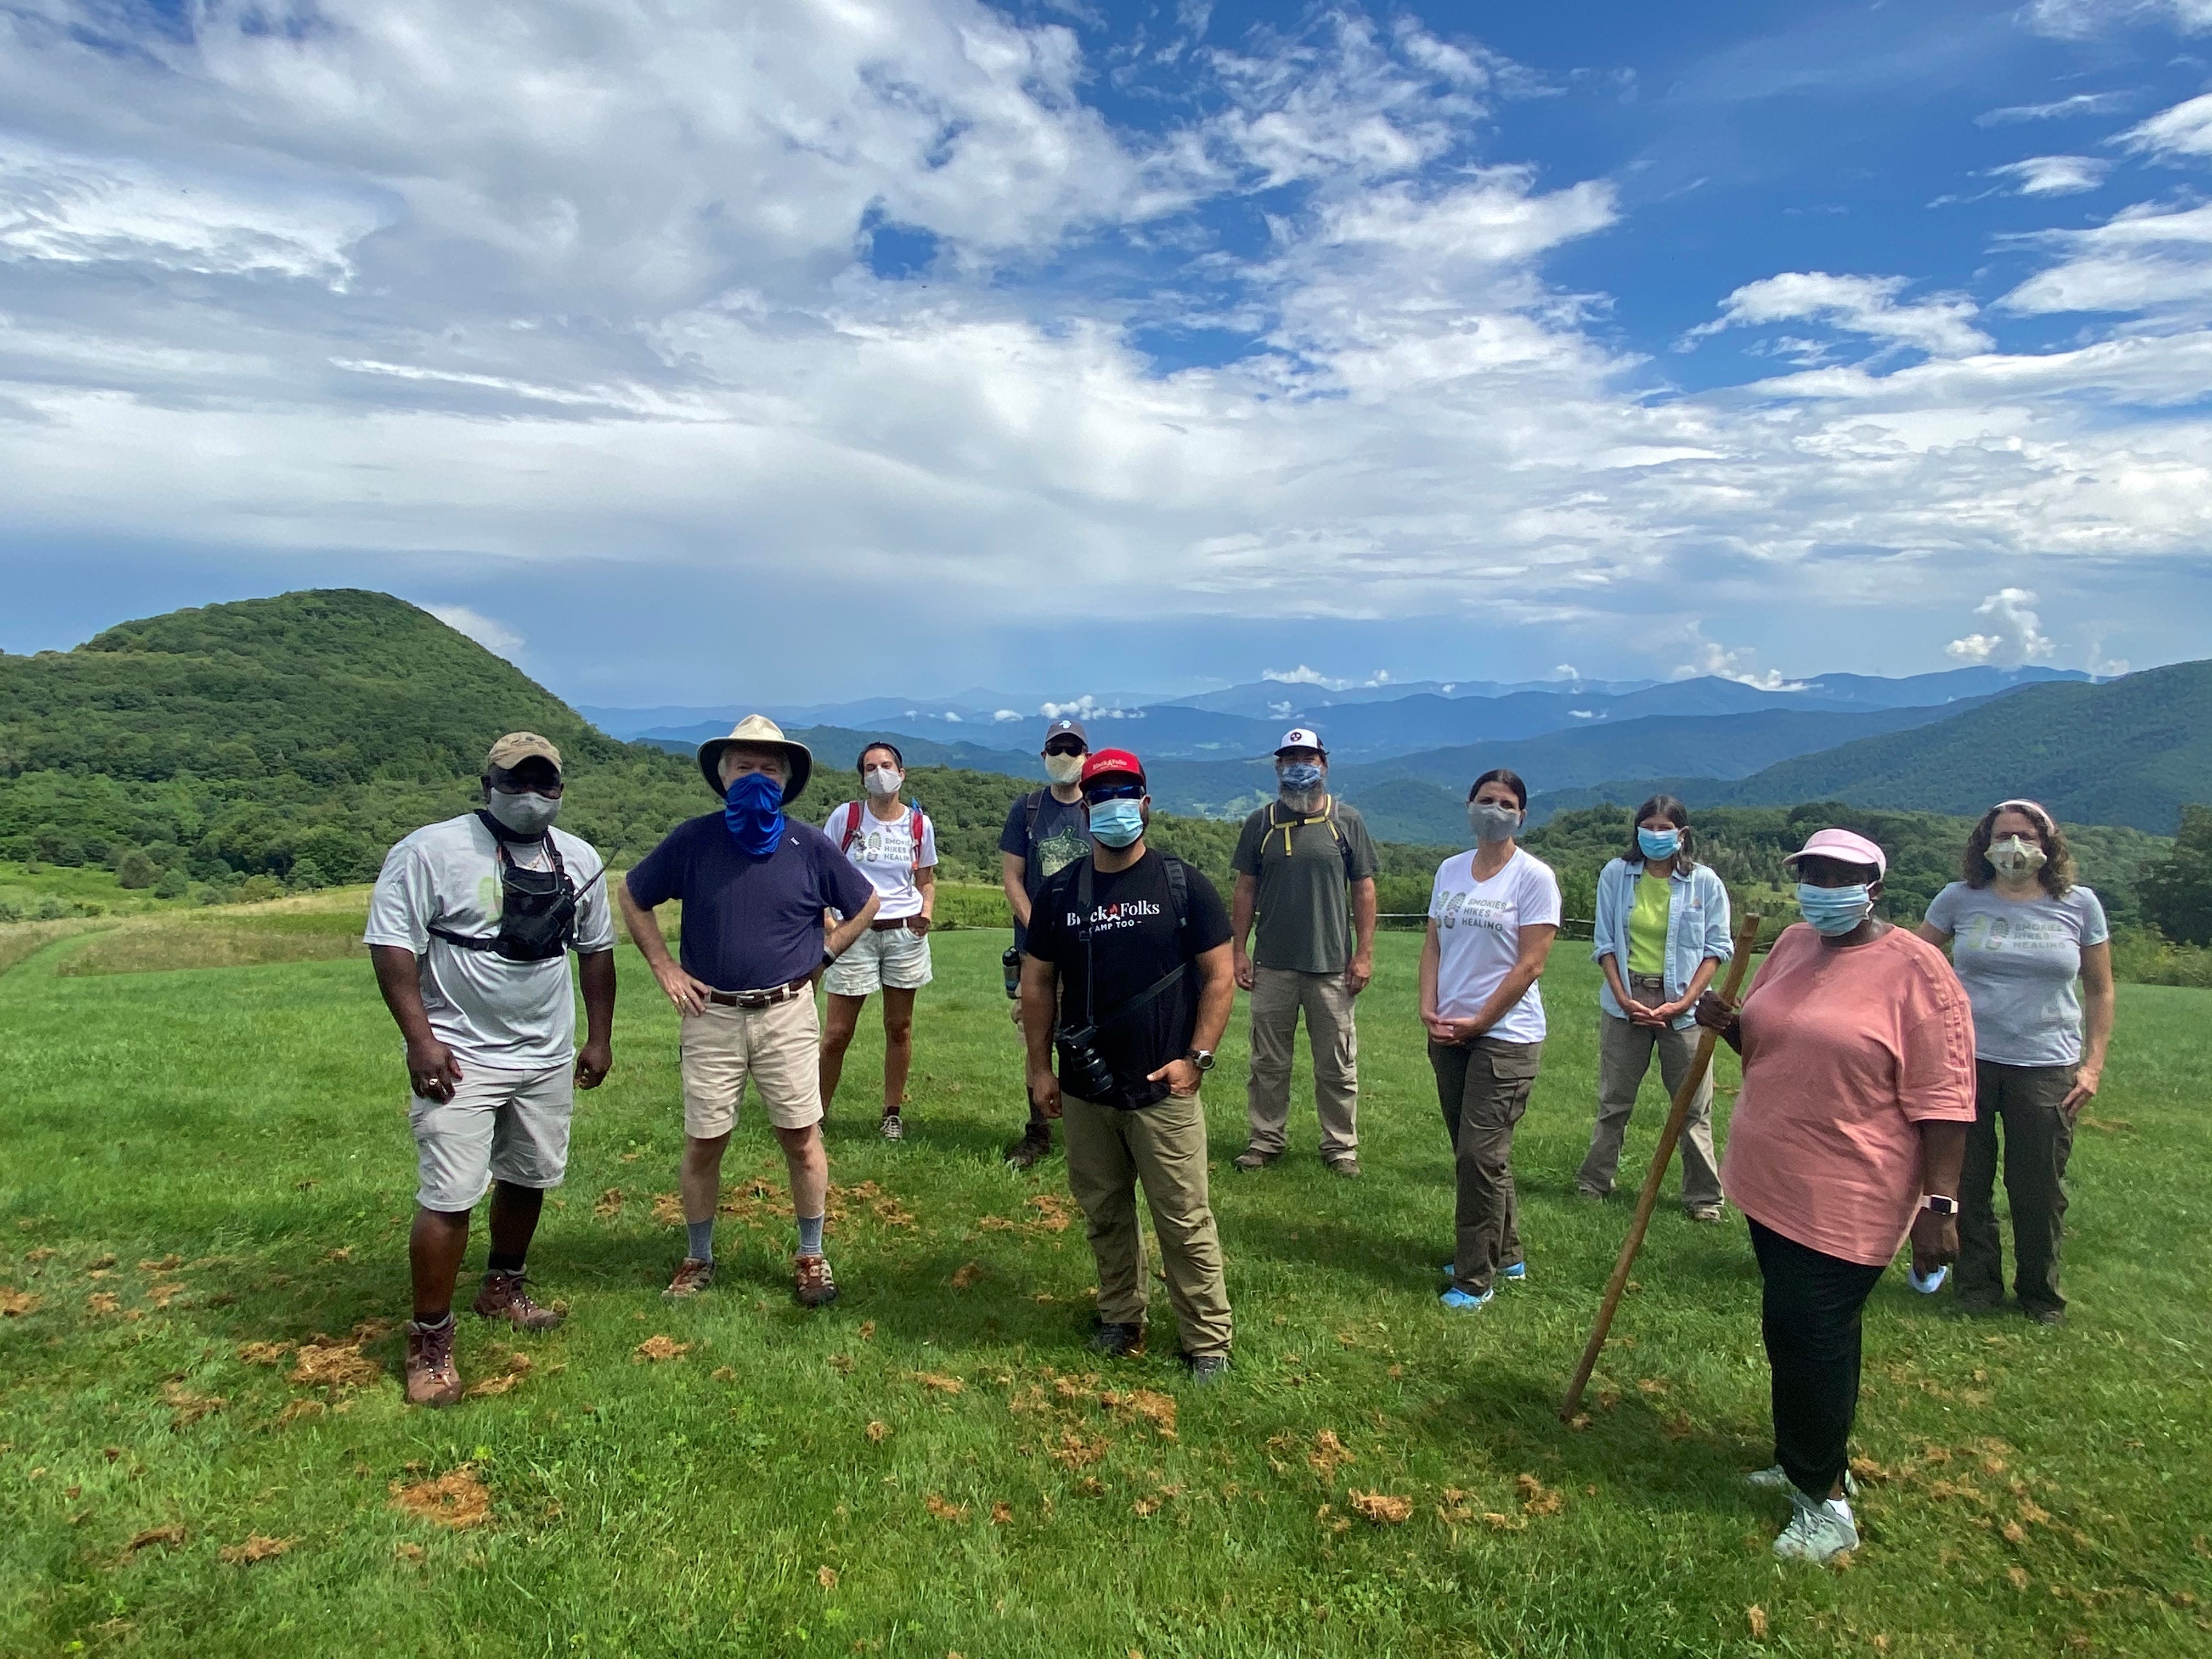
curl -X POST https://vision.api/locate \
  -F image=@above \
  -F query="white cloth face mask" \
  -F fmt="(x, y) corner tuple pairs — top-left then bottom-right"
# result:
(1043, 752), (1085, 785)
(865, 766), (904, 799)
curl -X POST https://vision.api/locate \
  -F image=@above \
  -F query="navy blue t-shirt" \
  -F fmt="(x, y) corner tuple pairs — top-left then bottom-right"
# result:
(624, 815), (875, 993)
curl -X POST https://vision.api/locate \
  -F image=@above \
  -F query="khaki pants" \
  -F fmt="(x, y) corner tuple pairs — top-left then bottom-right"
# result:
(1244, 966), (1358, 1159)
(1578, 973), (1720, 1210)
(1060, 1090), (1233, 1357)
(1959, 1060), (2076, 1316)
(1429, 1036), (1543, 1295)
(679, 993), (823, 1135)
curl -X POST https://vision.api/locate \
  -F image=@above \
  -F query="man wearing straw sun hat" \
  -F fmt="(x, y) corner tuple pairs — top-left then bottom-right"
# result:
(619, 716), (880, 1308)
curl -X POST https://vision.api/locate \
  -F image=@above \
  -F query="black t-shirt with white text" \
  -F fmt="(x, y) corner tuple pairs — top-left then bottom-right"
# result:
(1024, 851), (1231, 1109)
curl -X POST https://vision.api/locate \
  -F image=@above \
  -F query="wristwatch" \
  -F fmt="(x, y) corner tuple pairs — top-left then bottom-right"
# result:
(1919, 1194), (1958, 1216)
(1187, 1048), (1216, 1072)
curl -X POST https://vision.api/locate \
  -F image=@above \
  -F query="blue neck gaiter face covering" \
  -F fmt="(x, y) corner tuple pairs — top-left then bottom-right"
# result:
(723, 771), (786, 856)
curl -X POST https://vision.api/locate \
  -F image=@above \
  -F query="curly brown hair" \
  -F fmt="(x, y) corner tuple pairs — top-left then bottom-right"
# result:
(1962, 799), (2075, 896)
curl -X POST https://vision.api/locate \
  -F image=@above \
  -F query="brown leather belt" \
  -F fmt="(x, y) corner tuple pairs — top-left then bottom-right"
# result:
(869, 917), (928, 933)
(704, 976), (811, 1009)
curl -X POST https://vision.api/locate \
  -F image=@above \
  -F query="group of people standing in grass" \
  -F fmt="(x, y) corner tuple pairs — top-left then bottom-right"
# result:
(362, 719), (2116, 1567)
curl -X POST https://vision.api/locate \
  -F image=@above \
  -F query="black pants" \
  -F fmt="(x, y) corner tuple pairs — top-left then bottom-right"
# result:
(1748, 1220), (1885, 1499)
(1959, 1060), (2075, 1316)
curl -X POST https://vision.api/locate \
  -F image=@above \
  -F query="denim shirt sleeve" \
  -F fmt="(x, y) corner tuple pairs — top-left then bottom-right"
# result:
(1657, 865), (1733, 1029)
(1592, 858), (1631, 1019)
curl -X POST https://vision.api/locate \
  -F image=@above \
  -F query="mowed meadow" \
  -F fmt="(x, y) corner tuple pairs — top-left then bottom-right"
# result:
(2, 899), (2209, 1658)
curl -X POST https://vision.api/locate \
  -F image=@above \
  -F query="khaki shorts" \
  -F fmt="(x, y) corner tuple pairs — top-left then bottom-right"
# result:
(823, 924), (933, 996)
(411, 1062), (573, 1212)
(680, 993), (823, 1137)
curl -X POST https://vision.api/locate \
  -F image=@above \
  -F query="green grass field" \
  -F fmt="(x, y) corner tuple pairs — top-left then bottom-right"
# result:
(2, 917), (2208, 1657)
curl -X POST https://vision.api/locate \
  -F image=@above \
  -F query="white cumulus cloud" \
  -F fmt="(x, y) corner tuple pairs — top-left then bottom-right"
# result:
(1262, 665), (1352, 688)
(1946, 590), (2055, 664)
(427, 605), (525, 658)
(1690, 272), (1990, 357)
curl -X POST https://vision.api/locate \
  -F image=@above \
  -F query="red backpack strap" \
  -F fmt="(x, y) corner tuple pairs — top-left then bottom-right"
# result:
(839, 803), (865, 854)
(909, 807), (925, 866)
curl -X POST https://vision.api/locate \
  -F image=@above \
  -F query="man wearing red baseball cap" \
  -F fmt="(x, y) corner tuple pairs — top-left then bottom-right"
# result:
(1018, 748), (1239, 1380)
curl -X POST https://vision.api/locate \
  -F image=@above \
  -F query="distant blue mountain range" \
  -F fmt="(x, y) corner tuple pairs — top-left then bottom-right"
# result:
(583, 664), (2087, 769)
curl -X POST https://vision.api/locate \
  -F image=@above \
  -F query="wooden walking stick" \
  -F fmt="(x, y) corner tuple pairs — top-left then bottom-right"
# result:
(1559, 913), (1763, 1421)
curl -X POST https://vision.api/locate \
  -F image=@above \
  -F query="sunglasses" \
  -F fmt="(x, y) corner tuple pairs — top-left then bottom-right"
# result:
(1084, 782), (1144, 804)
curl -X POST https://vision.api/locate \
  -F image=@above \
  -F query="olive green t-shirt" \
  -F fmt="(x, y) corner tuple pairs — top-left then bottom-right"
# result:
(1231, 797), (1380, 974)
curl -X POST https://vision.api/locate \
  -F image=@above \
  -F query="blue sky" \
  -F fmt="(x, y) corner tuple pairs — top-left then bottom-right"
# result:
(5, 0), (2212, 707)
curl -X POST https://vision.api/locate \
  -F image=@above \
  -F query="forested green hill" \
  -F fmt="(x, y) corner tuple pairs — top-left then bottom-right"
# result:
(0, 589), (1443, 907)
(0, 591), (733, 892)
(1672, 659), (2212, 836)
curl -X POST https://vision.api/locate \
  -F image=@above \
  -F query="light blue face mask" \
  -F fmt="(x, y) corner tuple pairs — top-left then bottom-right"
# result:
(1797, 883), (1872, 935)
(1089, 798), (1145, 849)
(1279, 761), (1324, 793)
(1637, 827), (1680, 860)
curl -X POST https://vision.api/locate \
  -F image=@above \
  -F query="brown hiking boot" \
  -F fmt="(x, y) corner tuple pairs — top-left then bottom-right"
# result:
(472, 1268), (565, 1332)
(405, 1318), (462, 1408)
(794, 1254), (838, 1307)
(664, 1257), (716, 1300)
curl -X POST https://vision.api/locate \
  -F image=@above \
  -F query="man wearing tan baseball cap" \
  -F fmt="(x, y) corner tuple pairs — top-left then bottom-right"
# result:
(366, 732), (618, 1407)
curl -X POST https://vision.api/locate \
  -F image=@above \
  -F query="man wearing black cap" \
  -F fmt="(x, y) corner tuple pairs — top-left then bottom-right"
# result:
(997, 716), (1094, 1169)
(1020, 747), (1237, 1380)
(366, 732), (618, 1407)
(1229, 726), (1378, 1178)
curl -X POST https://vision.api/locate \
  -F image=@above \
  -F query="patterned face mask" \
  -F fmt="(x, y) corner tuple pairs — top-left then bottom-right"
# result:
(1989, 834), (2046, 877)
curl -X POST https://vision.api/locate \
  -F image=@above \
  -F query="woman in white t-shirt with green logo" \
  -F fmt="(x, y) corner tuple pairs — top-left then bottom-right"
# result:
(820, 743), (939, 1142)
(1916, 799), (2114, 1325)
(1420, 768), (1562, 1310)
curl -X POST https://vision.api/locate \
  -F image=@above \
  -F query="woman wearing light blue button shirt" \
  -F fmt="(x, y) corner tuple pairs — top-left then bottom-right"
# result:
(1576, 795), (1735, 1221)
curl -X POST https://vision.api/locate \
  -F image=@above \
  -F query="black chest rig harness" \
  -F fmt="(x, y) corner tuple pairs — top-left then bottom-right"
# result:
(428, 812), (600, 963)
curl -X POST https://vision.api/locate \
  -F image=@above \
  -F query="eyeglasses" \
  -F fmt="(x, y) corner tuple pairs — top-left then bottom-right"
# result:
(1044, 742), (1086, 757)
(1084, 782), (1144, 804)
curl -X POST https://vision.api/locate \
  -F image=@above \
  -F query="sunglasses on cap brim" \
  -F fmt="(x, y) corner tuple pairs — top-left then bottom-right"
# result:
(1083, 781), (1144, 803)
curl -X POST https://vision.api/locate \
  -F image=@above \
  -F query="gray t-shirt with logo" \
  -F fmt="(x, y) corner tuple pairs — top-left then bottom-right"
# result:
(365, 814), (615, 1070)
(1923, 882), (2109, 1068)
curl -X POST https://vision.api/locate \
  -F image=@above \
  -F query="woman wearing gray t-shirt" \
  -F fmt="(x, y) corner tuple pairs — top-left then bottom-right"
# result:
(1917, 800), (2114, 1325)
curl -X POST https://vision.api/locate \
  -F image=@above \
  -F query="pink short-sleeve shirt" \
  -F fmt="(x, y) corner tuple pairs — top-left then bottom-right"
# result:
(1719, 925), (1977, 1267)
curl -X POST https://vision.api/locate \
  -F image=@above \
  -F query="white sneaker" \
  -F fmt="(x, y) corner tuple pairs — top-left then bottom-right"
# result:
(1773, 1489), (1859, 1563)
(1746, 1464), (1858, 1498)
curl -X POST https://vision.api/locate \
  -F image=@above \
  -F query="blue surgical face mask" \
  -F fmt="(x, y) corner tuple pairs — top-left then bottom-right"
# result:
(723, 770), (787, 856)
(1088, 798), (1145, 849)
(1797, 883), (1872, 936)
(1637, 827), (1680, 861)
(1279, 761), (1324, 793)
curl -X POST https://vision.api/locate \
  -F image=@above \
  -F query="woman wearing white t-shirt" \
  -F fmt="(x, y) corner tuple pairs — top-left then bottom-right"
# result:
(820, 743), (939, 1141)
(1916, 800), (2113, 1325)
(1421, 768), (1562, 1310)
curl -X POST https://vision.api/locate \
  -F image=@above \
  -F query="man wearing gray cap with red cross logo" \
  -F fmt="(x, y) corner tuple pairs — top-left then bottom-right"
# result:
(1228, 727), (1379, 1177)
